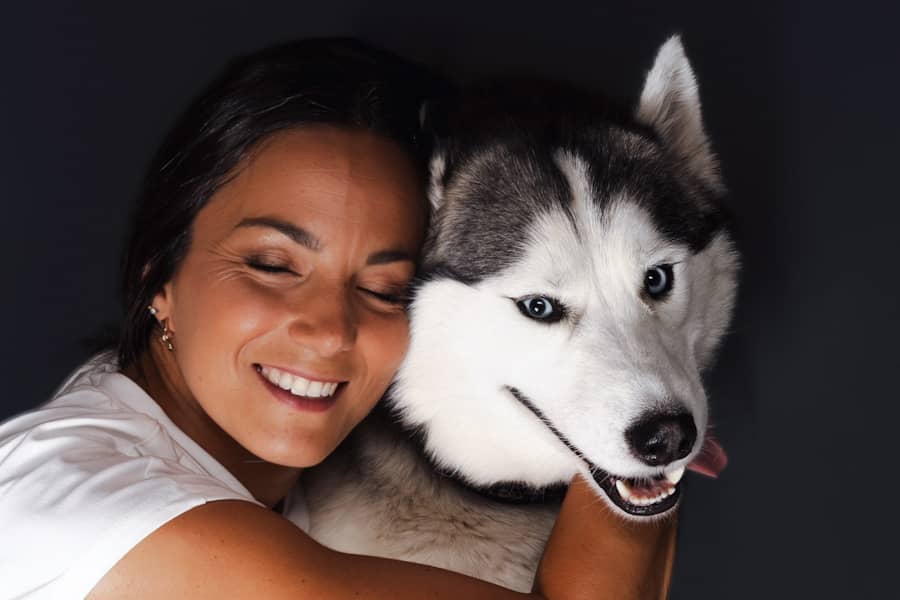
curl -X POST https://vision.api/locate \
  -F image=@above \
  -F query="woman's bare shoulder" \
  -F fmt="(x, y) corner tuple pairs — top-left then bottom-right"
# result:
(88, 500), (322, 599)
(88, 499), (528, 600)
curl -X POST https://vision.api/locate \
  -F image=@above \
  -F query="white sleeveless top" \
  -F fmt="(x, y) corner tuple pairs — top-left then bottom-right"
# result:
(0, 352), (309, 599)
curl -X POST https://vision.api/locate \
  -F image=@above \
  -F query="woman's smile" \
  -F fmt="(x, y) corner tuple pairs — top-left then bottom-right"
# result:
(255, 363), (347, 413)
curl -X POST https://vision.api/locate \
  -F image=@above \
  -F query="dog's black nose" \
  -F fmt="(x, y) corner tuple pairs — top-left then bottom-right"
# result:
(626, 412), (697, 466)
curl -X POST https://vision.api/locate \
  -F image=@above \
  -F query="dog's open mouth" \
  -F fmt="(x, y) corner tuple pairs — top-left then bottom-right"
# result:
(502, 385), (728, 517)
(593, 435), (728, 516)
(594, 466), (684, 516)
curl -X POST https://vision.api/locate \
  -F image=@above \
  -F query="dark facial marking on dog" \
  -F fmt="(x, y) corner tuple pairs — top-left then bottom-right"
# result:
(562, 127), (730, 253)
(505, 386), (589, 463)
(423, 141), (573, 282)
(421, 83), (731, 283)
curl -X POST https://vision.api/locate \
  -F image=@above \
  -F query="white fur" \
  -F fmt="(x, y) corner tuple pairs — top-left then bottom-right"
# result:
(302, 37), (739, 592)
(394, 154), (734, 490)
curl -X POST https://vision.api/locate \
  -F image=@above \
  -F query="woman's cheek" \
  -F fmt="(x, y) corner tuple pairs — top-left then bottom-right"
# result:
(210, 278), (291, 338)
(371, 313), (411, 378)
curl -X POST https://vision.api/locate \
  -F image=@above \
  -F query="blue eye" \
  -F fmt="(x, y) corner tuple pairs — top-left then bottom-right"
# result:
(516, 296), (564, 322)
(645, 265), (674, 298)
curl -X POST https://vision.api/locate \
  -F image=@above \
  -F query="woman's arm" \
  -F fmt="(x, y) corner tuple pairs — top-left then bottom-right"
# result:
(534, 475), (678, 600)
(88, 474), (677, 599)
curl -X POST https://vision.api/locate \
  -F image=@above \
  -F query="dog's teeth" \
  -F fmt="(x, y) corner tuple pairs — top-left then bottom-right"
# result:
(665, 466), (685, 485)
(644, 492), (664, 505)
(614, 477), (676, 507)
(615, 479), (631, 500)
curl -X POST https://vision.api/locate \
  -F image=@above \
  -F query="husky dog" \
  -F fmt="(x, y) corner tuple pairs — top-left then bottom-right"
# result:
(299, 36), (738, 592)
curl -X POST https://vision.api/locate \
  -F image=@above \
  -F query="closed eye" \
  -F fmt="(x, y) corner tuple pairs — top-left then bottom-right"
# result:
(245, 258), (296, 275)
(359, 287), (410, 307)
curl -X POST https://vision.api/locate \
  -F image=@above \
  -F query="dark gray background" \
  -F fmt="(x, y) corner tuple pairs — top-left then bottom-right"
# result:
(1, 2), (896, 598)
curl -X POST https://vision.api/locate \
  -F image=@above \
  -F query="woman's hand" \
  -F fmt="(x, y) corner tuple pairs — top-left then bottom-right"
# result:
(534, 474), (678, 600)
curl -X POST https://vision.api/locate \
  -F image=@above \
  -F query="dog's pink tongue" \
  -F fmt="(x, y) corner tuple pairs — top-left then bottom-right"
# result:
(687, 434), (728, 478)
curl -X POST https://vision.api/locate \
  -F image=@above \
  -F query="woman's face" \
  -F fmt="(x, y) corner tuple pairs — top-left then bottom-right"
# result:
(153, 127), (425, 467)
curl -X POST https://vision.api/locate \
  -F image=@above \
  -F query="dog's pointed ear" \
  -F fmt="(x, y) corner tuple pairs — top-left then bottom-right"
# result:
(426, 150), (448, 213)
(419, 99), (451, 213)
(636, 35), (722, 190)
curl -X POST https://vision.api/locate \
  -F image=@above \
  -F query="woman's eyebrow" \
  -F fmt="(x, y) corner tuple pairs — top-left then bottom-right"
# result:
(235, 217), (411, 265)
(234, 217), (322, 250)
(366, 249), (414, 266)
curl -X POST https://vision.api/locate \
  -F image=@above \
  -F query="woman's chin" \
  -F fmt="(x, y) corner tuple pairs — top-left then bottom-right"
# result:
(242, 430), (347, 470)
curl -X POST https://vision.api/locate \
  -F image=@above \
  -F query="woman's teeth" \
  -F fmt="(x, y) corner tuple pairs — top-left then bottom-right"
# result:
(259, 366), (339, 398)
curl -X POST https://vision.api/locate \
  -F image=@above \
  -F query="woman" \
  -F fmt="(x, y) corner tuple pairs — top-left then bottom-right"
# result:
(0, 38), (677, 598)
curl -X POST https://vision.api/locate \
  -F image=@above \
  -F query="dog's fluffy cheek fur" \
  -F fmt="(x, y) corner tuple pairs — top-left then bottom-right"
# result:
(688, 233), (740, 371)
(394, 279), (584, 487)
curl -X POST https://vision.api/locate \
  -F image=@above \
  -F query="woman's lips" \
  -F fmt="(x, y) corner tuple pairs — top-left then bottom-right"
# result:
(258, 364), (343, 397)
(255, 364), (344, 413)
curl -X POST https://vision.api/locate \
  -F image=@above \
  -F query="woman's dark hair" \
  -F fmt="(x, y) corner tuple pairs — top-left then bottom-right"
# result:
(118, 38), (440, 368)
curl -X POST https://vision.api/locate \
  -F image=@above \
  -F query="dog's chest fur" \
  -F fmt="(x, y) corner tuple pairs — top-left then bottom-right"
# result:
(303, 410), (558, 592)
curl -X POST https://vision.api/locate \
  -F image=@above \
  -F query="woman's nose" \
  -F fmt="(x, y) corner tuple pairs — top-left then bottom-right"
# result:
(287, 287), (357, 357)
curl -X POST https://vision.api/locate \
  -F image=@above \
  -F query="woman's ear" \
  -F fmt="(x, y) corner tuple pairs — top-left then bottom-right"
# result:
(150, 282), (176, 332)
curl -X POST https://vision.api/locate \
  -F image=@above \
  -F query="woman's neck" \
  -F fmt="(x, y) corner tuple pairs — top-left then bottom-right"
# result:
(123, 346), (302, 508)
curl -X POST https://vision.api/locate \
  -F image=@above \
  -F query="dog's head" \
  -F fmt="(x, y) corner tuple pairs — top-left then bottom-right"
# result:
(391, 36), (738, 518)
